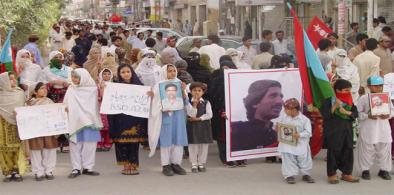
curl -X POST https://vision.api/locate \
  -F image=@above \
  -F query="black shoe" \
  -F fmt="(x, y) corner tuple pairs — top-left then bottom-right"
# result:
(361, 170), (371, 180)
(302, 175), (315, 183)
(45, 173), (55, 180)
(162, 165), (174, 176)
(82, 169), (100, 176)
(286, 176), (296, 184)
(171, 164), (187, 175)
(35, 175), (45, 182)
(198, 165), (206, 172)
(226, 161), (237, 168)
(191, 167), (198, 173)
(3, 174), (12, 183)
(378, 170), (392, 180)
(68, 169), (81, 179)
(13, 173), (23, 182)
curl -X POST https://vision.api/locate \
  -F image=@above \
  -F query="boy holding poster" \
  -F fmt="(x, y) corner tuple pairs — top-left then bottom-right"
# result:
(27, 82), (58, 181)
(356, 76), (392, 180)
(276, 98), (314, 184)
(148, 64), (188, 176)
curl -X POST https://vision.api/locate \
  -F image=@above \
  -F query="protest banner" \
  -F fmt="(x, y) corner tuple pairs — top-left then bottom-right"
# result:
(224, 69), (302, 161)
(15, 103), (68, 140)
(100, 82), (151, 118)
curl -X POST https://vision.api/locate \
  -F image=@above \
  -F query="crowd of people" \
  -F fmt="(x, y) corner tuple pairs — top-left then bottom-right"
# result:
(0, 16), (394, 186)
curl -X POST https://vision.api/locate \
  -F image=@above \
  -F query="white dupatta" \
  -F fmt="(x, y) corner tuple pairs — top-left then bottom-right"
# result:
(148, 64), (181, 157)
(64, 68), (103, 143)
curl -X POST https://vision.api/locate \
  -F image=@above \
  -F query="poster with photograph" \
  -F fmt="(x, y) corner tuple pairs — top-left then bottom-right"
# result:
(225, 68), (302, 161)
(277, 123), (297, 146)
(159, 81), (184, 111)
(369, 93), (390, 116)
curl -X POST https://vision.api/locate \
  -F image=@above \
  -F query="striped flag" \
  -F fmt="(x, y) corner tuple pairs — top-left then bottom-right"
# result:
(0, 28), (15, 73)
(287, 3), (334, 108)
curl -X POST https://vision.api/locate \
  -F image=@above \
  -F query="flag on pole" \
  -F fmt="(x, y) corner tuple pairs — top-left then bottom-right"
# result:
(0, 28), (15, 73)
(306, 16), (334, 49)
(287, 3), (334, 109)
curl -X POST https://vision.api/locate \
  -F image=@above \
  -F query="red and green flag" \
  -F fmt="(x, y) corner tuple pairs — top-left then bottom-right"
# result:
(287, 3), (334, 109)
(0, 28), (15, 73)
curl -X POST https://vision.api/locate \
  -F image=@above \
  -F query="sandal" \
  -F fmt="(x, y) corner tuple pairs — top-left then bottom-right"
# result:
(121, 169), (139, 175)
(3, 174), (13, 183)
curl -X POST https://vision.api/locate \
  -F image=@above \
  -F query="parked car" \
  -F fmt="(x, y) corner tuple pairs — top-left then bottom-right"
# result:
(134, 28), (186, 40)
(176, 36), (260, 58)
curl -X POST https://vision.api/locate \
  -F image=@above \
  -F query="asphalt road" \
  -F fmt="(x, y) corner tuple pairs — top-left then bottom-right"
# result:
(0, 144), (393, 195)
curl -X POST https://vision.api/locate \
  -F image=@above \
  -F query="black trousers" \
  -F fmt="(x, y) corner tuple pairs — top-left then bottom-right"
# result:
(217, 140), (227, 163)
(326, 128), (354, 176)
(114, 143), (139, 167)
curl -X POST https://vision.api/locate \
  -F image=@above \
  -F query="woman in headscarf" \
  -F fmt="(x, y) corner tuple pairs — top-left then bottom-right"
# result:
(63, 51), (79, 69)
(333, 49), (360, 102)
(135, 50), (161, 87)
(160, 48), (177, 65)
(226, 48), (251, 69)
(115, 47), (131, 65)
(101, 50), (119, 80)
(127, 48), (141, 69)
(200, 53), (213, 72)
(64, 68), (103, 179)
(107, 64), (147, 175)
(209, 60), (239, 167)
(83, 47), (102, 83)
(174, 60), (193, 85)
(186, 52), (211, 85)
(0, 72), (28, 182)
(15, 49), (42, 97)
(41, 51), (72, 152)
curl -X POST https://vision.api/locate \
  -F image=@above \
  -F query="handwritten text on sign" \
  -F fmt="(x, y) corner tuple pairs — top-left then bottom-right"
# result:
(100, 82), (151, 118)
(15, 103), (69, 140)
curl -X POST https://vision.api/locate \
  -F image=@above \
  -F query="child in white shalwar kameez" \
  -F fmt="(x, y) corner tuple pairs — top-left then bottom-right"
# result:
(276, 98), (314, 184)
(356, 76), (393, 180)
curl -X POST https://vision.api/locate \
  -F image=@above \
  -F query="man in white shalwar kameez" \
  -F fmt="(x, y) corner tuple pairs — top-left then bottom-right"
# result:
(356, 76), (393, 180)
(198, 35), (226, 70)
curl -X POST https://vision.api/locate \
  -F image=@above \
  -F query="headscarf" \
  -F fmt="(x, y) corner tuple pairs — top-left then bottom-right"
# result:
(135, 51), (161, 87)
(334, 49), (360, 102)
(99, 68), (113, 83)
(49, 51), (64, 69)
(101, 50), (118, 79)
(148, 64), (181, 157)
(83, 47), (102, 82)
(16, 49), (42, 98)
(200, 53), (213, 72)
(160, 48), (178, 65)
(115, 47), (130, 65)
(116, 64), (143, 85)
(63, 51), (75, 67)
(219, 55), (233, 64)
(226, 48), (251, 69)
(15, 49), (32, 74)
(0, 72), (25, 124)
(64, 68), (103, 143)
(128, 48), (141, 65)
(186, 52), (211, 84)
(175, 60), (193, 84)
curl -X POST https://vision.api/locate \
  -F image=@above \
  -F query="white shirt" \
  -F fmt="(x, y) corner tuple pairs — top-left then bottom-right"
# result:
(272, 39), (290, 55)
(357, 94), (393, 144)
(154, 38), (167, 53)
(198, 44), (226, 70)
(353, 50), (381, 88)
(276, 113), (312, 155)
(108, 45), (118, 55)
(130, 38), (146, 49)
(237, 45), (257, 65)
(62, 38), (75, 52)
(186, 98), (213, 121)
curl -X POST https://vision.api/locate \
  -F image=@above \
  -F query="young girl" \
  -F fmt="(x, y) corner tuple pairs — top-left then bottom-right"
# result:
(186, 82), (213, 173)
(148, 64), (188, 176)
(0, 72), (28, 182)
(97, 68), (113, 152)
(27, 82), (58, 181)
(276, 98), (314, 184)
(107, 65), (147, 175)
(64, 68), (103, 179)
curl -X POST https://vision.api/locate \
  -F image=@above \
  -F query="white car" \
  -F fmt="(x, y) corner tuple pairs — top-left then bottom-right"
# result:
(134, 28), (186, 40)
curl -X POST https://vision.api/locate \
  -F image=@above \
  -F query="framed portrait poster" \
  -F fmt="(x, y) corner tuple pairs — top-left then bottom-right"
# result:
(159, 81), (184, 112)
(277, 122), (297, 146)
(369, 93), (390, 116)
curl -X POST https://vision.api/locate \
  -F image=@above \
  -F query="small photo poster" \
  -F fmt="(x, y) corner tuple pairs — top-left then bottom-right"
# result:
(369, 93), (390, 116)
(277, 123), (297, 146)
(159, 81), (184, 112)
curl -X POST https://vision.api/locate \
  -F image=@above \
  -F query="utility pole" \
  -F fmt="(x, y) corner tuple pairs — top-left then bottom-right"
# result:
(338, 0), (345, 48)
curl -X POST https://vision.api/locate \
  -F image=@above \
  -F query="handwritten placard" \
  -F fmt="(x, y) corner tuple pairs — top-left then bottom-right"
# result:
(15, 103), (69, 140)
(100, 82), (151, 118)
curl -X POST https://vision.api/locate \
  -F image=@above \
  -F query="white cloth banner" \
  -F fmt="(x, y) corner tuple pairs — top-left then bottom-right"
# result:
(100, 82), (151, 118)
(15, 103), (69, 140)
(224, 68), (302, 161)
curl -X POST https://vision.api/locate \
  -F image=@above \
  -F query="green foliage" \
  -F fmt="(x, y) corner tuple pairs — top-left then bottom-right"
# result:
(0, 0), (63, 47)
